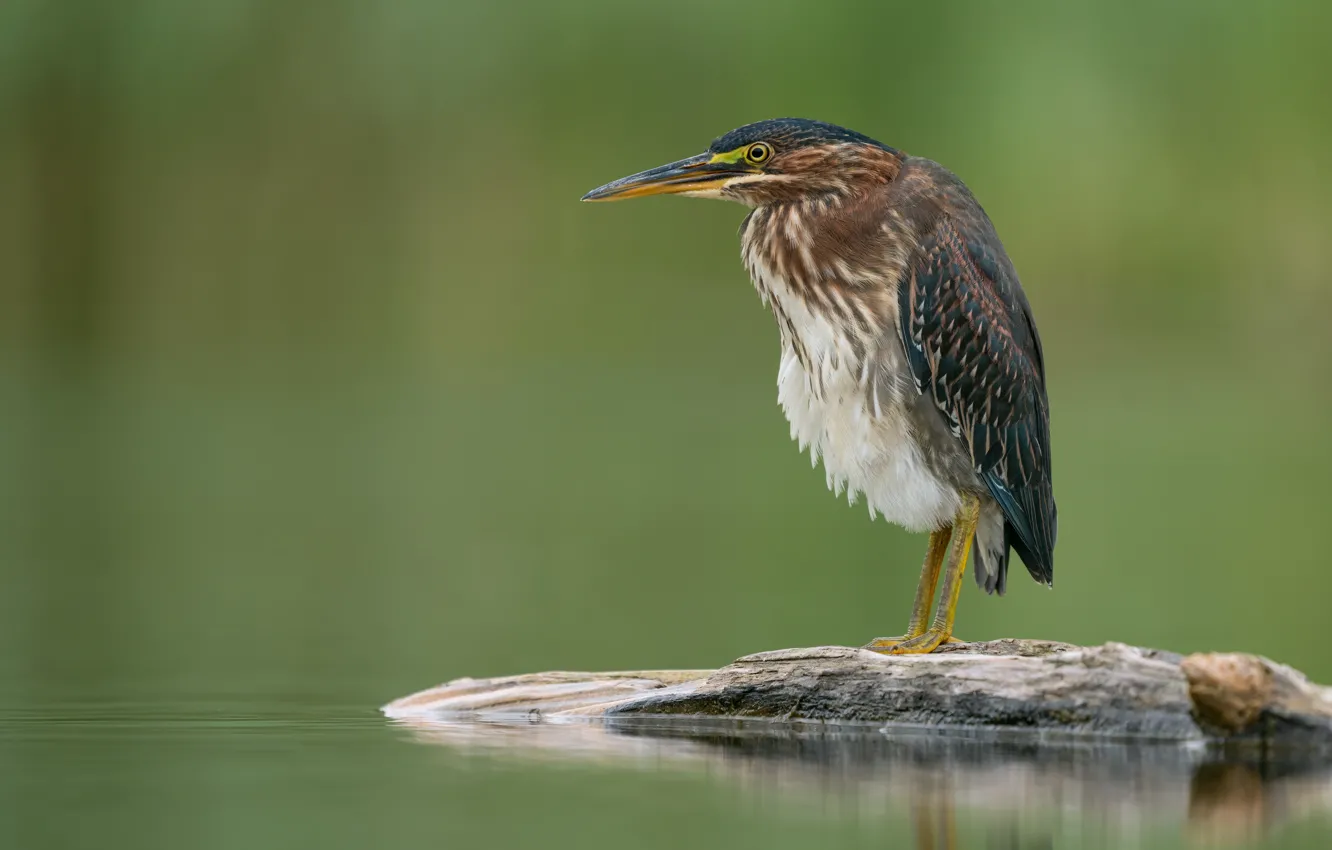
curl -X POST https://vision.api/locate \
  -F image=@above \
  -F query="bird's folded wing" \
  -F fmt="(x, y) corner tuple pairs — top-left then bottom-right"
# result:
(897, 217), (1056, 581)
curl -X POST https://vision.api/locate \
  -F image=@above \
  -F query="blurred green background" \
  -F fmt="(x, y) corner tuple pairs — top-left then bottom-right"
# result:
(1, 1), (1330, 847)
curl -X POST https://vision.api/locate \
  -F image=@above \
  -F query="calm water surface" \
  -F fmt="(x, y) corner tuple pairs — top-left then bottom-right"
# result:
(4, 683), (1331, 850)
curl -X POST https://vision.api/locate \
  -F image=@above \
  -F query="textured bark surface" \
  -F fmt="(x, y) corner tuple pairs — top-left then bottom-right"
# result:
(384, 640), (1332, 748)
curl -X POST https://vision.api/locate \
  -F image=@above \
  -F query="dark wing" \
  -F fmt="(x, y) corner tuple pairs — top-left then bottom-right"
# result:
(898, 215), (1056, 587)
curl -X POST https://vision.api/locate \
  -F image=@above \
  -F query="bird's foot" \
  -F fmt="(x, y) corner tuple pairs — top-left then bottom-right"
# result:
(862, 632), (966, 655)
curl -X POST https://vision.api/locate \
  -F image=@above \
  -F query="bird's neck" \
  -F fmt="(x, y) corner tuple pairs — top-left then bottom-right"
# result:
(741, 187), (908, 361)
(745, 184), (908, 290)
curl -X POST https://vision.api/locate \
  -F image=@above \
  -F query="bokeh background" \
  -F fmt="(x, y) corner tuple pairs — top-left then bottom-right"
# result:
(2, 1), (1330, 848)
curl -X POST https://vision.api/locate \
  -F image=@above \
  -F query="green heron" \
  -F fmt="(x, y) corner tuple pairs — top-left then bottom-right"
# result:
(582, 119), (1055, 654)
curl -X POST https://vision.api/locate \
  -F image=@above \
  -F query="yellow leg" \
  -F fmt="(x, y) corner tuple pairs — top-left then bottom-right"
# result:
(863, 526), (951, 652)
(905, 526), (952, 638)
(888, 493), (981, 655)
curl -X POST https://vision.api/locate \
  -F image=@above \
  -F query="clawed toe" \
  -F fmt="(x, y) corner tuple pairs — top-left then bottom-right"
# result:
(863, 633), (966, 655)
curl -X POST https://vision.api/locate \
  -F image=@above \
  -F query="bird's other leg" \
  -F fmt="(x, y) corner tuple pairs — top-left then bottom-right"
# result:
(886, 493), (982, 655)
(862, 525), (953, 652)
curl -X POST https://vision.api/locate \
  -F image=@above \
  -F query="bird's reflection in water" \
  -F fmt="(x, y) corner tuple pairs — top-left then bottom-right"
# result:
(391, 716), (1331, 846)
(909, 778), (957, 850)
(909, 778), (1051, 850)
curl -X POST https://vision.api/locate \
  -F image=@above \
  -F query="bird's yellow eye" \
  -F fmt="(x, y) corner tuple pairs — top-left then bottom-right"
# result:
(745, 143), (773, 165)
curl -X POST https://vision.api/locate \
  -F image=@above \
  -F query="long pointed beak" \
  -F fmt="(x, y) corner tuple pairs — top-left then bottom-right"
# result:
(581, 153), (754, 202)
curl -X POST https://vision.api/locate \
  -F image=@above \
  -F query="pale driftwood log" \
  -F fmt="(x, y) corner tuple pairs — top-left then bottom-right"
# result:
(384, 641), (1332, 840)
(384, 640), (1332, 748)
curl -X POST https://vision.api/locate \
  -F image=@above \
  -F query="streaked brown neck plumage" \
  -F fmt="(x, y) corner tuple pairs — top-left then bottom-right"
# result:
(738, 145), (910, 368)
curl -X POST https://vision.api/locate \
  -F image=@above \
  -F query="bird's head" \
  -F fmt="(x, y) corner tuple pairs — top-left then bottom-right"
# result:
(582, 118), (902, 208)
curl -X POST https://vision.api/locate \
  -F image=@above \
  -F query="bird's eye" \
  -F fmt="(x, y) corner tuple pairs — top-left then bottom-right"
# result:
(745, 143), (772, 164)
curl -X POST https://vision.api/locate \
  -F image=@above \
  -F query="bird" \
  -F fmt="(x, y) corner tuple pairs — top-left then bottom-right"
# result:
(581, 119), (1055, 654)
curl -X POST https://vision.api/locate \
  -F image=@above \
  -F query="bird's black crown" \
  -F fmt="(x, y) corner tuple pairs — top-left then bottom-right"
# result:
(709, 118), (896, 155)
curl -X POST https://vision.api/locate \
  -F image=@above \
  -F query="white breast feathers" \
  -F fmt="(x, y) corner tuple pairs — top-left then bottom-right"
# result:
(758, 261), (961, 533)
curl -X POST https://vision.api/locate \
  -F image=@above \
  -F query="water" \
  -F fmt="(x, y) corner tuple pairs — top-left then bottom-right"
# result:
(4, 692), (1331, 849)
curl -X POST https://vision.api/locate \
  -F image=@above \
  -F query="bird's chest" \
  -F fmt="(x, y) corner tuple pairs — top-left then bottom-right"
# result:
(747, 257), (960, 532)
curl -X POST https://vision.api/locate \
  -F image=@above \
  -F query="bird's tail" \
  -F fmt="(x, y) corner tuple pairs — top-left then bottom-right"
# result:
(1009, 479), (1056, 587)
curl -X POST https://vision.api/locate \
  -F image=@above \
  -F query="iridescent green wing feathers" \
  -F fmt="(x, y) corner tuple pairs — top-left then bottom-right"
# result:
(898, 217), (1056, 585)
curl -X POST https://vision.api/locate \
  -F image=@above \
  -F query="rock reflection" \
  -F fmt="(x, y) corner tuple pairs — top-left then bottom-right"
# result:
(389, 715), (1332, 845)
